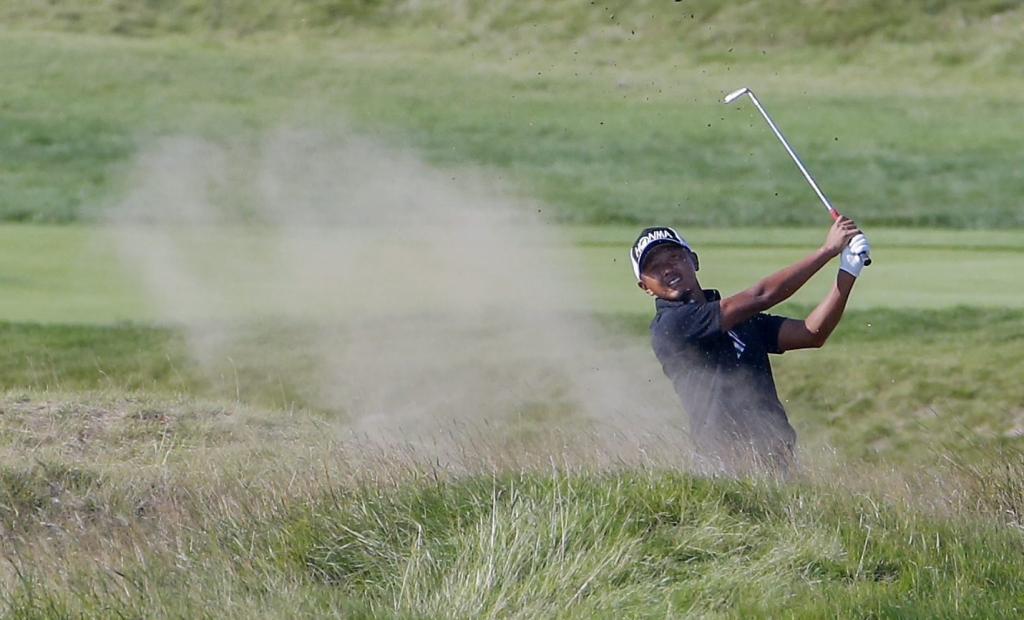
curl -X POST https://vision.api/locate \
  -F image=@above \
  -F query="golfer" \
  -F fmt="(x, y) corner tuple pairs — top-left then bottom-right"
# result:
(631, 218), (869, 474)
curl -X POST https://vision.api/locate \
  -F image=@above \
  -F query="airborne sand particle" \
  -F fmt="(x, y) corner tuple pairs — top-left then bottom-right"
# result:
(105, 129), (686, 461)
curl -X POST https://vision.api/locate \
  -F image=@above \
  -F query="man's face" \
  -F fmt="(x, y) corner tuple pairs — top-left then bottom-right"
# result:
(637, 243), (699, 300)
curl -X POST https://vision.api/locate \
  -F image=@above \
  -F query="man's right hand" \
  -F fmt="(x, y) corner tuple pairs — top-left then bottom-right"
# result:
(821, 216), (860, 257)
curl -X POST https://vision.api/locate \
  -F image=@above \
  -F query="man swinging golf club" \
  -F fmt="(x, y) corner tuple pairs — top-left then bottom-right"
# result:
(631, 220), (870, 474)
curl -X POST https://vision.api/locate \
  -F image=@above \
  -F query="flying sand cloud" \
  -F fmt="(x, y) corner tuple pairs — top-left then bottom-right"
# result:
(105, 129), (686, 460)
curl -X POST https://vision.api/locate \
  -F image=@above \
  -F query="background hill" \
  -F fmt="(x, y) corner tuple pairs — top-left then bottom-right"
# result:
(3, 1), (1024, 226)
(3, 0), (1023, 59)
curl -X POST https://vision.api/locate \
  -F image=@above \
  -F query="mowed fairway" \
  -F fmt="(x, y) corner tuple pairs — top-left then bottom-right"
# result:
(2, 3), (1024, 617)
(578, 227), (1024, 313)
(4, 224), (1024, 324)
(0, 225), (149, 323)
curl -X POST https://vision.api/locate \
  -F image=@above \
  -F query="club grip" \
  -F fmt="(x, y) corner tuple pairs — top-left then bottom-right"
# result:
(831, 210), (872, 266)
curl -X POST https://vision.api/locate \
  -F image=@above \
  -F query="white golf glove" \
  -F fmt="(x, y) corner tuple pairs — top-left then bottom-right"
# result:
(839, 233), (871, 277)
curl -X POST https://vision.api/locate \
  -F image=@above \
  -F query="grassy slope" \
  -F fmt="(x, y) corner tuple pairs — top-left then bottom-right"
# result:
(3, 0), (1023, 51)
(2, 5), (1024, 226)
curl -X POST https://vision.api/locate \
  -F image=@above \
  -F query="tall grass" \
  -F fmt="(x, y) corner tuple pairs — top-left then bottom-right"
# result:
(1, 393), (1023, 618)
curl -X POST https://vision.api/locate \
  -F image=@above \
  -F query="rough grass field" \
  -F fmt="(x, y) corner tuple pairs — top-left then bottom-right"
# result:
(3, 402), (1024, 619)
(2, 2), (1024, 617)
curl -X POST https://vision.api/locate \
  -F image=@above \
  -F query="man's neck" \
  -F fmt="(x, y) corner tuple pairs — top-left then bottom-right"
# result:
(680, 281), (708, 304)
(687, 287), (708, 303)
(660, 286), (709, 304)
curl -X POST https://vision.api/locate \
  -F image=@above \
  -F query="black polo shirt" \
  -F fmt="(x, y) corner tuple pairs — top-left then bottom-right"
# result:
(650, 289), (796, 465)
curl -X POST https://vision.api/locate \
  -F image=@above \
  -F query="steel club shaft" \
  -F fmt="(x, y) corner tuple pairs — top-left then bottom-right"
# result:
(724, 87), (871, 266)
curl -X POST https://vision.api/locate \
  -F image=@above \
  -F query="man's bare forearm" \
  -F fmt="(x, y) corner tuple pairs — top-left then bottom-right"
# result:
(746, 247), (835, 309)
(803, 270), (856, 343)
(720, 246), (838, 331)
(720, 217), (857, 332)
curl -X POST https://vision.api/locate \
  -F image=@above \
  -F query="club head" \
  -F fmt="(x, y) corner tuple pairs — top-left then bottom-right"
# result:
(723, 87), (751, 104)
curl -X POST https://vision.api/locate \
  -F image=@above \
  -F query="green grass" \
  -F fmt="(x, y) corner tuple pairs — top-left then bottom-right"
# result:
(0, 225), (148, 323)
(2, 224), (1020, 325)
(2, 221), (1022, 466)
(0, 322), (188, 393)
(580, 226), (1024, 314)
(3, 0), (1023, 54)
(776, 306), (1024, 465)
(2, 28), (1024, 226)
(10, 307), (1024, 469)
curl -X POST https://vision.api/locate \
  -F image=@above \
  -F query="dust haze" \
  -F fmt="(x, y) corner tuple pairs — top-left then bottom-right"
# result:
(104, 130), (684, 459)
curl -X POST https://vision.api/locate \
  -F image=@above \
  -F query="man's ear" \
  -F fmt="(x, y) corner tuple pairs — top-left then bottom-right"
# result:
(637, 280), (656, 297)
(690, 250), (700, 272)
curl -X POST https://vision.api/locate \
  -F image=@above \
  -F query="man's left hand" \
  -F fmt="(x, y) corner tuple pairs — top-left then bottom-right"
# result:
(839, 233), (871, 277)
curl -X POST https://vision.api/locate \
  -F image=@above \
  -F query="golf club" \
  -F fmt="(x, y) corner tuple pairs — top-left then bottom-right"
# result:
(724, 87), (871, 266)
